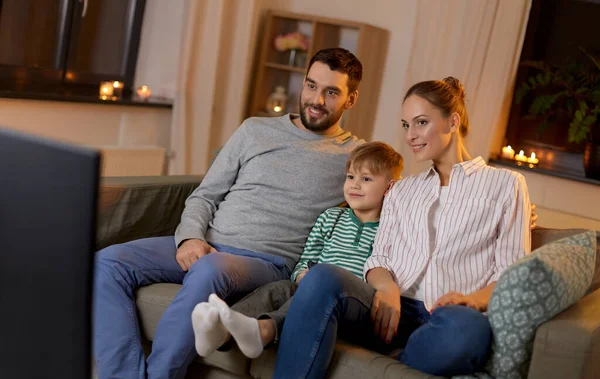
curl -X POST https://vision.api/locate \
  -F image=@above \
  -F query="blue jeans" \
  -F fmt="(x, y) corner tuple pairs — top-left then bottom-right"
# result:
(273, 264), (492, 378)
(93, 236), (289, 379)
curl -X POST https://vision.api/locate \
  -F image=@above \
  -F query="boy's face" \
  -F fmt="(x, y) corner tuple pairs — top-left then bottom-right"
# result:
(343, 164), (391, 214)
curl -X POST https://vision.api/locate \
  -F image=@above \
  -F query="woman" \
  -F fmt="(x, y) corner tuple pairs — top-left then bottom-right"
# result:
(272, 77), (532, 378)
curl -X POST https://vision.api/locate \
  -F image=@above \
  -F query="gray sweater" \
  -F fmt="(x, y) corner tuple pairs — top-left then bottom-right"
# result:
(174, 115), (362, 270)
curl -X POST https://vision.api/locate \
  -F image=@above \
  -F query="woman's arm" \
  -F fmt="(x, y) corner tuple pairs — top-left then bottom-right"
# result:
(491, 173), (532, 281)
(366, 268), (401, 344)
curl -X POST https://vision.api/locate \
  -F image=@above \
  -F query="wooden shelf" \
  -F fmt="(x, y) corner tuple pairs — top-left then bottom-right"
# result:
(264, 62), (306, 74)
(247, 10), (389, 139)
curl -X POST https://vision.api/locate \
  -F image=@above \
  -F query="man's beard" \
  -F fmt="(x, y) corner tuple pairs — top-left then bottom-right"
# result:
(299, 100), (345, 132)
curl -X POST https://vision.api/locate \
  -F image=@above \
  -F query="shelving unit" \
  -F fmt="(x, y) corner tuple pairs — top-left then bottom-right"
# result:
(248, 10), (389, 139)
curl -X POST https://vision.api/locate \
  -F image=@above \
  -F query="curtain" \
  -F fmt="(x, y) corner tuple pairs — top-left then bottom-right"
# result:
(169, 0), (260, 175)
(399, 0), (532, 175)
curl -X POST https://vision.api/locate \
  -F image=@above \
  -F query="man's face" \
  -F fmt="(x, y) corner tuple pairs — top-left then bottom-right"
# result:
(299, 61), (356, 132)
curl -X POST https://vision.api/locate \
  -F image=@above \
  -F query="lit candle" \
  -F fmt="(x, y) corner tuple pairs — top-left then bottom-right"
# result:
(515, 150), (528, 162)
(527, 152), (539, 165)
(501, 145), (515, 160)
(112, 81), (124, 98)
(136, 85), (152, 100)
(99, 82), (114, 100)
(273, 105), (282, 112)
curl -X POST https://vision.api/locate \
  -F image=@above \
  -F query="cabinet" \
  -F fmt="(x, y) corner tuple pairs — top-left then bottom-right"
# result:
(248, 11), (389, 139)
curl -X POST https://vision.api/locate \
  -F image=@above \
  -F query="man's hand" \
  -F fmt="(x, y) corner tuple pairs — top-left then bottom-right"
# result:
(432, 291), (485, 312)
(295, 269), (309, 284)
(371, 288), (401, 344)
(176, 239), (217, 271)
(531, 204), (538, 229)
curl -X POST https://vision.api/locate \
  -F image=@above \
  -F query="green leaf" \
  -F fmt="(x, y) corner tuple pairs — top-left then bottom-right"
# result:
(530, 95), (556, 116)
(580, 101), (588, 113)
(569, 117), (592, 143)
(514, 83), (531, 104)
(575, 110), (583, 121)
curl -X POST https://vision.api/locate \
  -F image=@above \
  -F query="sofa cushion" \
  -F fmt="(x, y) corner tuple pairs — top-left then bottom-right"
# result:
(485, 231), (597, 378)
(135, 283), (252, 377)
(532, 228), (600, 294)
(249, 340), (441, 379)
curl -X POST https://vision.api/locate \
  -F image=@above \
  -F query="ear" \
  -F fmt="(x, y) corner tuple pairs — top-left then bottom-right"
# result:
(345, 90), (359, 109)
(383, 179), (396, 197)
(450, 112), (461, 133)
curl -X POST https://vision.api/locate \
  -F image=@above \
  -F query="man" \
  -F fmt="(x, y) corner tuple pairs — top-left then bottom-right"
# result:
(93, 48), (364, 379)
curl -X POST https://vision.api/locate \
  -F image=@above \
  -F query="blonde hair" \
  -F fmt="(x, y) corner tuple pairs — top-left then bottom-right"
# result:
(346, 142), (403, 180)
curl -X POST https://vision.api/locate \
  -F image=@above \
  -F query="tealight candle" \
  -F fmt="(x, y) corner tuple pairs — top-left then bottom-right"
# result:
(99, 81), (114, 100)
(515, 150), (528, 162)
(112, 81), (124, 99)
(501, 145), (515, 160)
(527, 152), (539, 165)
(136, 85), (152, 101)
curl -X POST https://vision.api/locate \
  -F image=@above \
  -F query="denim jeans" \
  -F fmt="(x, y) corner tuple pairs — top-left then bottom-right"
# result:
(273, 264), (492, 378)
(92, 236), (289, 379)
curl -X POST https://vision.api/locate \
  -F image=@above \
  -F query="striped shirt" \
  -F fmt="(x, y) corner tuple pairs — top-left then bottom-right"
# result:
(291, 207), (379, 282)
(364, 157), (531, 309)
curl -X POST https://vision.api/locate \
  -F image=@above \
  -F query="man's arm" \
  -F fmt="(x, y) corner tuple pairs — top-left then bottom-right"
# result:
(174, 123), (249, 247)
(291, 211), (329, 283)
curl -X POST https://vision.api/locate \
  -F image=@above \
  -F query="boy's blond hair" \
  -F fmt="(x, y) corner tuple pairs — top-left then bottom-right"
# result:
(346, 142), (403, 180)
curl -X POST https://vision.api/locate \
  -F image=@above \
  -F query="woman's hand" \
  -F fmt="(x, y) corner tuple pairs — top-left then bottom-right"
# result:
(432, 291), (485, 312)
(371, 288), (401, 344)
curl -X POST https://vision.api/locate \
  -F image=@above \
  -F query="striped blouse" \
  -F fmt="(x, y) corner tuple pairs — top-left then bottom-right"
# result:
(364, 157), (532, 309)
(291, 207), (379, 282)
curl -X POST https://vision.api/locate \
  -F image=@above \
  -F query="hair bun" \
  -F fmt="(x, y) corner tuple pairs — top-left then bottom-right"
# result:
(442, 76), (465, 99)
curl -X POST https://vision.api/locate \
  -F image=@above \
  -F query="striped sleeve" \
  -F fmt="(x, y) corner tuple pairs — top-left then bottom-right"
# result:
(291, 210), (329, 282)
(489, 172), (532, 283)
(363, 184), (399, 281)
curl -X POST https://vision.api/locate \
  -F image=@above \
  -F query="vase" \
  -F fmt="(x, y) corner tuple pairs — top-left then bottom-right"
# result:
(583, 142), (600, 180)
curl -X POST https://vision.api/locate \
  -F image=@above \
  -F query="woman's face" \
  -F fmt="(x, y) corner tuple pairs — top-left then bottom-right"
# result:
(401, 95), (456, 162)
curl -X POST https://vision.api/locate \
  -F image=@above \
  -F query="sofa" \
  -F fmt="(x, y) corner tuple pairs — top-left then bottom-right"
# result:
(97, 175), (600, 379)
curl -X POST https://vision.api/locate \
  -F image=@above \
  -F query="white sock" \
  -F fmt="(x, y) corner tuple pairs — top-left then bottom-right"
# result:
(209, 293), (264, 358)
(191, 302), (228, 357)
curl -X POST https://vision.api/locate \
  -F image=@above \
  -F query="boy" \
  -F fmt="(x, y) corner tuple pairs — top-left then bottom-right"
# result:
(192, 142), (403, 358)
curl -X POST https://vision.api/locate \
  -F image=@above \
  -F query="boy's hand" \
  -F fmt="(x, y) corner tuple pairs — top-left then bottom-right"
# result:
(176, 239), (217, 271)
(295, 269), (309, 284)
(371, 288), (400, 344)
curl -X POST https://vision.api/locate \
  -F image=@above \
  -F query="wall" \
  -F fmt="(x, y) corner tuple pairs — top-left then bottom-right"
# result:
(0, 98), (171, 175)
(493, 166), (600, 230)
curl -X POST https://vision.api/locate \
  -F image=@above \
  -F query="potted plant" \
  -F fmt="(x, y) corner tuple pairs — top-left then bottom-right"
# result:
(514, 47), (600, 179)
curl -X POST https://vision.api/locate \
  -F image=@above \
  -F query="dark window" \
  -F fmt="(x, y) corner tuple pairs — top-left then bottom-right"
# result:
(0, 0), (146, 95)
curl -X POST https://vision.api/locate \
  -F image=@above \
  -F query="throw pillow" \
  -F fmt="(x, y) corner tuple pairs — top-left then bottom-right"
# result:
(483, 230), (597, 379)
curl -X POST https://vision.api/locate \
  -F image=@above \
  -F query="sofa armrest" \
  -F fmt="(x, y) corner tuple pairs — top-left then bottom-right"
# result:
(528, 288), (600, 379)
(97, 175), (203, 250)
